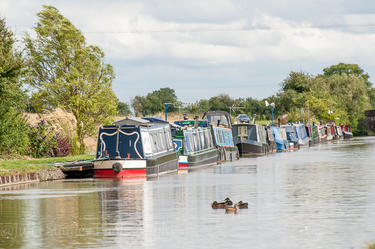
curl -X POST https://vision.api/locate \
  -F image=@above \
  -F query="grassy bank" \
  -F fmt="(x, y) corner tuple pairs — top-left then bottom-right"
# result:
(0, 154), (95, 175)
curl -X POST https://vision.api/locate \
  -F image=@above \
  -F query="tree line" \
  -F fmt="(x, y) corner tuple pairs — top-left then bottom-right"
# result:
(132, 64), (375, 135)
(1, 5), (374, 158)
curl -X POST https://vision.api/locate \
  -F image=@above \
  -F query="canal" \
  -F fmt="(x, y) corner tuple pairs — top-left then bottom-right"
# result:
(1, 137), (375, 249)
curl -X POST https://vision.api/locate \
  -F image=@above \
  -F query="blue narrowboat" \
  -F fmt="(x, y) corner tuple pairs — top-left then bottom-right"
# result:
(173, 120), (218, 169)
(270, 126), (289, 151)
(93, 117), (178, 178)
(202, 111), (239, 161)
(282, 125), (299, 149)
(294, 124), (310, 147)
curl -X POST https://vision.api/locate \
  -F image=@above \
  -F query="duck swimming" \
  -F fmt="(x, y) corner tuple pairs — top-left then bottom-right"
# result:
(237, 201), (248, 209)
(211, 201), (228, 209)
(225, 204), (239, 214)
(223, 197), (233, 206)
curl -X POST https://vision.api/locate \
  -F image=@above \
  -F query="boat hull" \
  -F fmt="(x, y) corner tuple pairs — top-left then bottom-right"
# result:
(178, 149), (218, 169)
(236, 142), (267, 157)
(217, 146), (239, 162)
(94, 152), (178, 178)
(343, 131), (353, 139)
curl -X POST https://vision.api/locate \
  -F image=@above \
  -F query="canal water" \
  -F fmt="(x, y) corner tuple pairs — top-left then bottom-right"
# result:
(1, 137), (375, 249)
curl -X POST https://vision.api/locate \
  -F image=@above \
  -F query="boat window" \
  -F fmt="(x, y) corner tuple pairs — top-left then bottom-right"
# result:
(199, 130), (206, 149)
(164, 127), (173, 150)
(194, 132), (199, 151)
(159, 131), (167, 151)
(141, 130), (153, 156)
(248, 125), (257, 141)
(238, 126), (248, 137)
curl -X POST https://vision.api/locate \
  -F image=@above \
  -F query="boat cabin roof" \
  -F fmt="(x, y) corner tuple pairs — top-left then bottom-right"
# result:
(202, 111), (232, 128)
(113, 117), (150, 126)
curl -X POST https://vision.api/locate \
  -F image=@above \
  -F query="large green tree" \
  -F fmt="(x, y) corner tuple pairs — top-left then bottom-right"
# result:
(0, 17), (30, 156)
(24, 6), (117, 153)
(323, 63), (375, 107)
(132, 87), (178, 116)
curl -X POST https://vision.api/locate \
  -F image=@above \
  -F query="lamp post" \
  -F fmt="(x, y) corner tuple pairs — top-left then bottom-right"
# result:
(164, 103), (172, 121)
(328, 110), (334, 120)
(265, 101), (275, 125)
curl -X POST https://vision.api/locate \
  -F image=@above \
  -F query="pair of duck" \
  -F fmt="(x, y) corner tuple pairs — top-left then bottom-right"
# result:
(211, 198), (248, 214)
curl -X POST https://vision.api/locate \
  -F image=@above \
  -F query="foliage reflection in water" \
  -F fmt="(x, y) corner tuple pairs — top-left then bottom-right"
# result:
(1, 137), (375, 248)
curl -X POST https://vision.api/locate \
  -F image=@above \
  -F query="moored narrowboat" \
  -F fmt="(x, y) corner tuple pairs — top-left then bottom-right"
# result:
(305, 123), (319, 144)
(232, 123), (268, 157)
(341, 125), (353, 139)
(270, 126), (288, 151)
(94, 118), (178, 178)
(173, 120), (218, 169)
(281, 125), (299, 149)
(294, 123), (310, 147)
(266, 126), (277, 153)
(319, 125), (327, 143)
(202, 111), (239, 162)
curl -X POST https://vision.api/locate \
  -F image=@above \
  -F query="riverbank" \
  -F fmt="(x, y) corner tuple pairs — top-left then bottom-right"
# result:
(0, 154), (94, 187)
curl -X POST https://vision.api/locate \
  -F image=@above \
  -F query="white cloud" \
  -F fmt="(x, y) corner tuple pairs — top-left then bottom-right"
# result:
(2, 0), (375, 102)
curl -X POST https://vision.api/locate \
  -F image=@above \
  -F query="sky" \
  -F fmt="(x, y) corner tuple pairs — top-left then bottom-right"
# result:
(2, 0), (375, 106)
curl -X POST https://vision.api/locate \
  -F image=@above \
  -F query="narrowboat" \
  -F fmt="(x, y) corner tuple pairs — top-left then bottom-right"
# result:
(305, 123), (319, 144)
(173, 120), (218, 169)
(270, 126), (288, 151)
(325, 125), (333, 141)
(232, 123), (268, 156)
(93, 117), (178, 178)
(266, 127), (277, 153)
(319, 125), (327, 143)
(281, 125), (299, 149)
(280, 127), (289, 148)
(341, 125), (353, 139)
(335, 125), (343, 139)
(294, 123), (310, 147)
(202, 111), (239, 162)
(328, 124), (339, 140)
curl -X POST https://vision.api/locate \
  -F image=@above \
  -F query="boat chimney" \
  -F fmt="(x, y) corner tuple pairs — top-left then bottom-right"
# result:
(252, 114), (257, 124)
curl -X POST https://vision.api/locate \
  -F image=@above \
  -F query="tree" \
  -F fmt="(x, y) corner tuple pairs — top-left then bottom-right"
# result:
(132, 87), (178, 116)
(323, 63), (375, 107)
(132, 95), (146, 116)
(208, 94), (233, 111)
(117, 99), (131, 115)
(323, 63), (371, 88)
(24, 6), (117, 153)
(0, 17), (30, 156)
(281, 71), (311, 93)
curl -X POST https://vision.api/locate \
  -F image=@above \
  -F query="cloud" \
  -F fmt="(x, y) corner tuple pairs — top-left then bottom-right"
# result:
(2, 0), (375, 103)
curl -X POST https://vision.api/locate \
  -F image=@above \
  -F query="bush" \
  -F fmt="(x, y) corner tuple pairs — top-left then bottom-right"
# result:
(52, 135), (72, 157)
(28, 120), (57, 158)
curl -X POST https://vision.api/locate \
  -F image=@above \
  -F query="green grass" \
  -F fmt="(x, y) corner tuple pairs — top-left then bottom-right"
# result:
(0, 154), (95, 174)
(368, 243), (375, 249)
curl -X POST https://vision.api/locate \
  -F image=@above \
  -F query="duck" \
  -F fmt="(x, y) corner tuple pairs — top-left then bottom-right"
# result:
(225, 204), (239, 214)
(211, 201), (228, 209)
(223, 197), (233, 206)
(236, 201), (248, 209)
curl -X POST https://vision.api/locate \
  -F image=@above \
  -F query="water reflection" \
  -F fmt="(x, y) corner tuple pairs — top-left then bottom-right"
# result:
(1, 137), (375, 248)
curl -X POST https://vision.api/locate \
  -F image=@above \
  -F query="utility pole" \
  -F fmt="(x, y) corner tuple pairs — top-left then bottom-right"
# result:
(164, 103), (172, 121)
